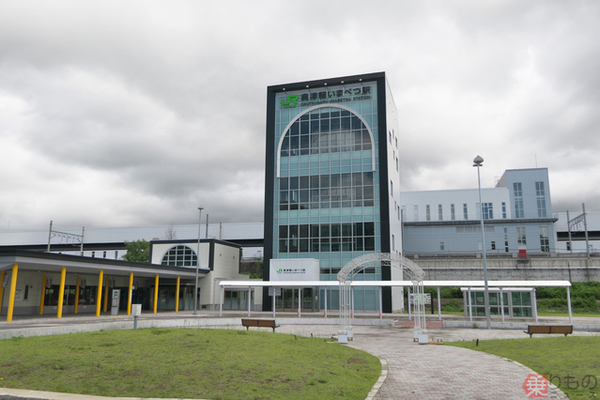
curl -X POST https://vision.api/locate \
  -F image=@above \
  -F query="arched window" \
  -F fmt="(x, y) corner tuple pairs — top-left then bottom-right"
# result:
(280, 107), (373, 157)
(161, 245), (198, 267)
(276, 106), (375, 212)
(276, 105), (376, 178)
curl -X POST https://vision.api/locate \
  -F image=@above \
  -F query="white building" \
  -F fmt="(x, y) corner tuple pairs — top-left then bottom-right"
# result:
(401, 168), (557, 256)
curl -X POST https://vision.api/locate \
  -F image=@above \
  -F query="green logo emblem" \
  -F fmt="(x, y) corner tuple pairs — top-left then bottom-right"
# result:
(281, 95), (298, 108)
(276, 269), (283, 274)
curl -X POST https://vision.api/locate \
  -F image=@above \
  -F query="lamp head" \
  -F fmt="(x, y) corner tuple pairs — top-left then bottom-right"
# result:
(473, 155), (484, 167)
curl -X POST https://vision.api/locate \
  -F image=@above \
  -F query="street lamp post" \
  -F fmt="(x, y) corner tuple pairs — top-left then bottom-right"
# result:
(473, 156), (491, 329)
(194, 206), (203, 316)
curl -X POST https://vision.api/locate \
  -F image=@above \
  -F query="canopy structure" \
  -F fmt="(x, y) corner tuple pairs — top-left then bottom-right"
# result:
(0, 249), (201, 322)
(218, 279), (573, 323)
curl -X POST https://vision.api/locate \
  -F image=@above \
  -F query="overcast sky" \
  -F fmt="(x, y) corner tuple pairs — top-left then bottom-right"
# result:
(1, 0), (598, 231)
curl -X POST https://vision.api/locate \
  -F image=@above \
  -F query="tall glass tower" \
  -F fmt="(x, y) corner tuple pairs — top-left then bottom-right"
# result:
(263, 72), (402, 313)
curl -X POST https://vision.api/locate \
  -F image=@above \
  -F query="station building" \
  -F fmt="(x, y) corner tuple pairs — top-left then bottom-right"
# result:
(263, 72), (403, 313)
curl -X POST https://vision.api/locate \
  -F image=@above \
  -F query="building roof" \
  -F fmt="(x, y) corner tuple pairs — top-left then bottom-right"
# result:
(219, 280), (571, 288)
(0, 249), (204, 279)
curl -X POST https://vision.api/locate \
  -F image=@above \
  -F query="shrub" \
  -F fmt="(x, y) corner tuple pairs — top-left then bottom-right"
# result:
(424, 286), (462, 298)
(535, 286), (566, 299)
(538, 296), (599, 313)
(571, 282), (600, 300)
(442, 300), (463, 312)
(572, 296), (599, 312)
(534, 281), (599, 313)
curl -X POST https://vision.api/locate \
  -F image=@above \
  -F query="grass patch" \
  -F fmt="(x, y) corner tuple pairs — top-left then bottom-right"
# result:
(446, 336), (600, 399)
(0, 328), (380, 399)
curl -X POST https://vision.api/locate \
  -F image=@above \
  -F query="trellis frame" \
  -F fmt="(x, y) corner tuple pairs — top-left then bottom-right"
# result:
(337, 253), (426, 342)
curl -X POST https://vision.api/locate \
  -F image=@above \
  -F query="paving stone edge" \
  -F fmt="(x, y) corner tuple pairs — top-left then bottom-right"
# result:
(365, 358), (388, 400)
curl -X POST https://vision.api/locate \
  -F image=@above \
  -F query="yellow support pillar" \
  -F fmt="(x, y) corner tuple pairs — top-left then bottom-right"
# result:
(7, 264), (19, 322)
(127, 273), (134, 316)
(153, 274), (159, 314)
(57, 268), (66, 319)
(103, 276), (109, 313)
(0, 270), (6, 316)
(96, 271), (104, 317)
(74, 275), (80, 314)
(175, 276), (181, 312)
(39, 273), (47, 315)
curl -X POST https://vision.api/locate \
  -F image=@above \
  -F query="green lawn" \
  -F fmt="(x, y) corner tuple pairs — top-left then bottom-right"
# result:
(0, 328), (381, 400)
(446, 336), (600, 399)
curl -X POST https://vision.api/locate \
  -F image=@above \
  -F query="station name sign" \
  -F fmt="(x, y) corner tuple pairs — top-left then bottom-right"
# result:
(280, 85), (374, 109)
(269, 259), (320, 282)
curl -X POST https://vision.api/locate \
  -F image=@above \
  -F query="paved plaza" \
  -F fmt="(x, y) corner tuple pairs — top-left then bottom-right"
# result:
(1, 312), (599, 399)
(276, 323), (581, 400)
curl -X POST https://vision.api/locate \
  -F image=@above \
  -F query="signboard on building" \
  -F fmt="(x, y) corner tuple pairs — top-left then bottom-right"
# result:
(269, 259), (320, 282)
(278, 84), (375, 110)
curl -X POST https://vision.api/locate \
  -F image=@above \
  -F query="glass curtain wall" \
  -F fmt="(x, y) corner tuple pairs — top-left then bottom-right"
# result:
(273, 90), (382, 310)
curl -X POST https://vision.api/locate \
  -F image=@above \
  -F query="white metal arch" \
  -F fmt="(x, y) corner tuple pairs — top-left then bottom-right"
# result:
(337, 253), (427, 342)
(275, 104), (376, 177)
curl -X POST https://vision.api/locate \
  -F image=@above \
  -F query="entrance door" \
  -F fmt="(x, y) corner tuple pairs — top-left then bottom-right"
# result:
(131, 288), (150, 311)
(184, 287), (195, 310)
(276, 288), (316, 312)
(277, 288), (297, 311)
(159, 288), (177, 310)
(302, 288), (316, 311)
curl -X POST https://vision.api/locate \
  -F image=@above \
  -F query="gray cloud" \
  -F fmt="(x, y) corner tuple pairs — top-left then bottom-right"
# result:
(0, 0), (599, 231)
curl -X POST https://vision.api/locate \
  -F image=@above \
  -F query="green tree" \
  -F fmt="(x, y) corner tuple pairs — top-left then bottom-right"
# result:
(250, 261), (263, 279)
(122, 239), (150, 263)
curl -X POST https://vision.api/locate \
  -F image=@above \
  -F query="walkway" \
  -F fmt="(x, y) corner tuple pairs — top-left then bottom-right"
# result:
(2, 312), (600, 399)
(271, 323), (584, 399)
(349, 326), (568, 399)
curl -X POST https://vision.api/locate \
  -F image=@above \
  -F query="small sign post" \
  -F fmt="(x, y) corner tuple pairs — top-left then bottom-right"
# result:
(131, 304), (142, 329)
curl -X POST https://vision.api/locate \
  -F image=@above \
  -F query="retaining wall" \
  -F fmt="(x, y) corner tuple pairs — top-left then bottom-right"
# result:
(414, 256), (600, 281)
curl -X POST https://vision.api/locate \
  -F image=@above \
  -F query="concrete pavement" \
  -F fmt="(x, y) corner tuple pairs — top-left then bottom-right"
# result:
(2, 311), (600, 399)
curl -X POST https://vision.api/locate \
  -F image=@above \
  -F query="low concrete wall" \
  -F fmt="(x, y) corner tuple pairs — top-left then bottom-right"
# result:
(0, 318), (241, 340)
(444, 321), (529, 330)
(0, 316), (394, 340)
(443, 320), (600, 332)
(417, 256), (600, 281)
(277, 318), (394, 326)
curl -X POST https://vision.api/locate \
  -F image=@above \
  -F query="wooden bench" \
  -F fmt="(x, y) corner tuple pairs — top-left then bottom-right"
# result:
(241, 318), (280, 332)
(524, 325), (573, 338)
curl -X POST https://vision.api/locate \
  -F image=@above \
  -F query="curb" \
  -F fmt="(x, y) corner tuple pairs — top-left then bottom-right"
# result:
(0, 387), (208, 400)
(365, 358), (388, 400)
